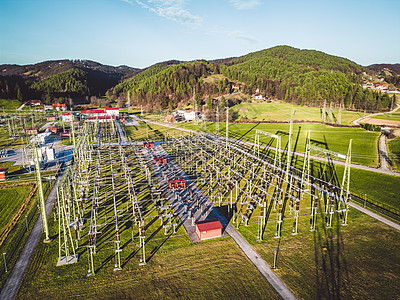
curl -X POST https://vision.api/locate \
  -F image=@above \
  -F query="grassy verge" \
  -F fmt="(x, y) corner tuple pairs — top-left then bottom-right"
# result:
(388, 136), (400, 171)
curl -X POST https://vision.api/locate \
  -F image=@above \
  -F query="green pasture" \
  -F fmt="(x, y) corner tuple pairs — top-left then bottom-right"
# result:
(180, 122), (379, 167)
(0, 185), (32, 236)
(232, 102), (363, 124)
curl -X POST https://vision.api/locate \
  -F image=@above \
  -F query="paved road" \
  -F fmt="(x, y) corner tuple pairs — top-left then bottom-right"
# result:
(226, 224), (297, 300)
(0, 174), (62, 300)
(379, 134), (390, 170)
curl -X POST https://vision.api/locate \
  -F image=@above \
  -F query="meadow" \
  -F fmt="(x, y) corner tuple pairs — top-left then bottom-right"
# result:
(232, 102), (363, 124)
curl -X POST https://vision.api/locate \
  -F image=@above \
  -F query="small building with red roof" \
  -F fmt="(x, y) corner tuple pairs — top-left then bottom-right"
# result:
(105, 107), (120, 117)
(195, 218), (223, 241)
(0, 168), (8, 181)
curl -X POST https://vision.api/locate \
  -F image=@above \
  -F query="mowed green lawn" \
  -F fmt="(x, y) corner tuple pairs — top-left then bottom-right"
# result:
(0, 185), (32, 236)
(181, 122), (379, 167)
(232, 102), (363, 124)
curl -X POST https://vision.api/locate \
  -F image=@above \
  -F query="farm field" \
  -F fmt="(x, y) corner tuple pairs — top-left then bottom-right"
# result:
(178, 122), (380, 167)
(232, 102), (363, 124)
(0, 185), (32, 236)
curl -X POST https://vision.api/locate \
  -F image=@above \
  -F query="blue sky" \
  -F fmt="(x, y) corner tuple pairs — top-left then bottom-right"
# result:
(1, 0), (399, 68)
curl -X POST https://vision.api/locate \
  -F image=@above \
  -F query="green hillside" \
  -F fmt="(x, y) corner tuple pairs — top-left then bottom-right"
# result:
(113, 46), (392, 112)
(30, 68), (88, 94)
(221, 46), (390, 110)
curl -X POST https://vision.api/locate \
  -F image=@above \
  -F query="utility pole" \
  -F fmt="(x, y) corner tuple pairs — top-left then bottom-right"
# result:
(70, 116), (76, 148)
(337, 103), (342, 125)
(141, 105), (143, 117)
(322, 99), (326, 122)
(193, 87), (198, 126)
(34, 144), (50, 242)
(216, 105), (219, 134)
(285, 118), (293, 181)
(127, 91), (131, 109)
(225, 106), (229, 148)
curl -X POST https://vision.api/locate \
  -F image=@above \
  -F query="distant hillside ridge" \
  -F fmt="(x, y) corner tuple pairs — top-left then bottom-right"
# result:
(0, 59), (138, 102)
(114, 46), (392, 112)
(0, 46), (394, 112)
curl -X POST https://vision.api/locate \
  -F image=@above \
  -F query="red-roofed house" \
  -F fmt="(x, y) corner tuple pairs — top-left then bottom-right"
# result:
(195, 218), (223, 241)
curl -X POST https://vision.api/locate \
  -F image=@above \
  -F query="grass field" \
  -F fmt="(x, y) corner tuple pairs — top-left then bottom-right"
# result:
(0, 185), (32, 236)
(388, 136), (400, 171)
(370, 112), (400, 122)
(124, 121), (183, 141)
(179, 122), (379, 167)
(232, 102), (363, 124)
(238, 208), (400, 299)
(0, 99), (22, 110)
(17, 214), (279, 299)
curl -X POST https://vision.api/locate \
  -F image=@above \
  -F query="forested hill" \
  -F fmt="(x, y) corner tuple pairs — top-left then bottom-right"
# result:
(114, 46), (392, 112)
(0, 59), (138, 102)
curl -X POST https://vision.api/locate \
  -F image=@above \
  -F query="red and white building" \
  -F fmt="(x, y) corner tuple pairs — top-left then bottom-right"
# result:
(195, 219), (223, 241)
(105, 107), (120, 118)
(62, 113), (73, 123)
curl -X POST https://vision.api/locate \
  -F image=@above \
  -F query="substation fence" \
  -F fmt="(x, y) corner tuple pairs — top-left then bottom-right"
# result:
(351, 194), (400, 223)
(56, 120), (178, 276)
(162, 129), (352, 241)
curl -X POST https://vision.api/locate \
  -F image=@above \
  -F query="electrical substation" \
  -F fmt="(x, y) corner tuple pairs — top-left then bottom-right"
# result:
(54, 116), (352, 276)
